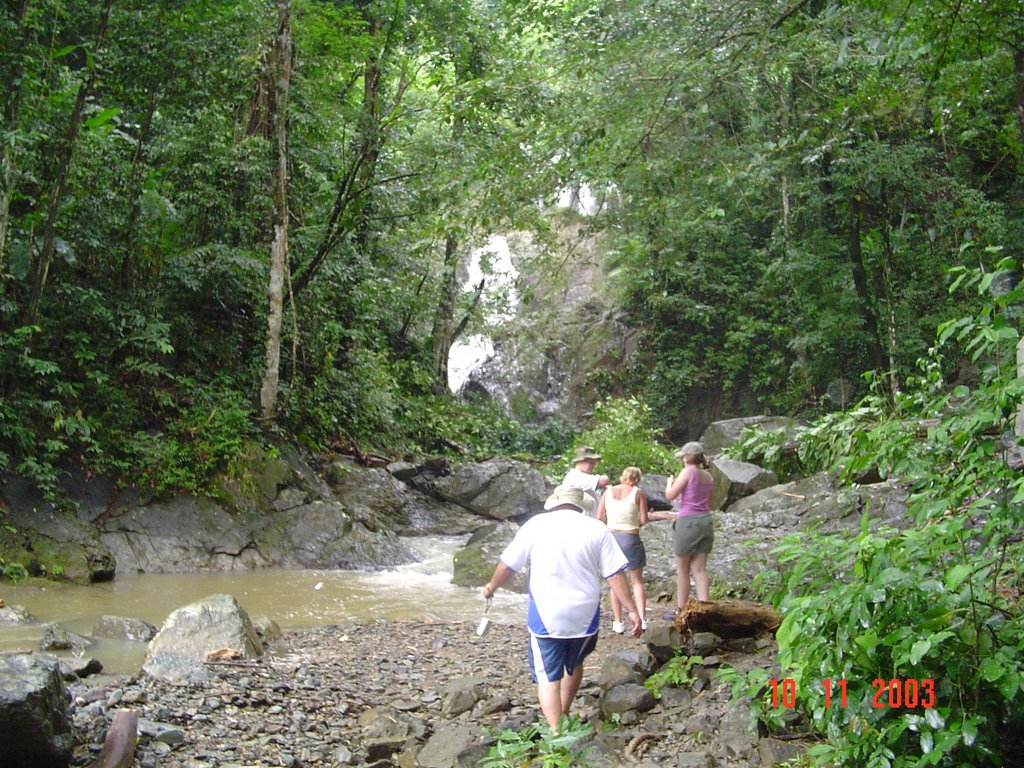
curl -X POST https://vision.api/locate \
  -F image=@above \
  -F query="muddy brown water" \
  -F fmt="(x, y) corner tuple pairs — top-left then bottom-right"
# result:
(0, 536), (527, 673)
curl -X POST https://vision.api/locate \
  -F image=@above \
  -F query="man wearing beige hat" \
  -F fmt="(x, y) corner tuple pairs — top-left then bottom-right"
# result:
(561, 445), (610, 517)
(480, 484), (641, 733)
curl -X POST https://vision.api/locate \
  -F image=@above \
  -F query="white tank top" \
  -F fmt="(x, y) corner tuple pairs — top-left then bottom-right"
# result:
(604, 486), (640, 531)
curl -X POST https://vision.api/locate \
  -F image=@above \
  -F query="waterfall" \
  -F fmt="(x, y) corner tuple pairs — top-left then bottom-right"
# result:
(447, 234), (519, 393)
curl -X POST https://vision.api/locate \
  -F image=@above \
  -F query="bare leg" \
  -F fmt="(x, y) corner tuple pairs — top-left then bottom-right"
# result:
(675, 555), (691, 608)
(609, 587), (623, 624)
(692, 553), (710, 601)
(537, 680), (563, 732)
(560, 664), (585, 718)
(630, 568), (647, 621)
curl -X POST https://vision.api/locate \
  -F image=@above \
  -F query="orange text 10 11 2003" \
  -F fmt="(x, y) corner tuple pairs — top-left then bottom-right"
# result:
(769, 678), (936, 709)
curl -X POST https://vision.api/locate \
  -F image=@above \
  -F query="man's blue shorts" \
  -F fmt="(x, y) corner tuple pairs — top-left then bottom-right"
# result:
(527, 633), (598, 683)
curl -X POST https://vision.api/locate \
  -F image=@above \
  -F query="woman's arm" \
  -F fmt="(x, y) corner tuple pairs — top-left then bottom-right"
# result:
(596, 488), (608, 523)
(637, 490), (649, 526)
(665, 467), (693, 501)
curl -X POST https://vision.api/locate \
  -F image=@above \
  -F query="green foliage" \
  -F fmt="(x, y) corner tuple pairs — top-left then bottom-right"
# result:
(481, 716), (594, 768)
(727, 426), (802, 480)
(727, 258), (1024, 766)
(562, 397), (675, 479)
(2, 561), (29, 583)
(393, 391), (574, 460)
(645, 654), (703, 698)
(120, 377), (258, 493)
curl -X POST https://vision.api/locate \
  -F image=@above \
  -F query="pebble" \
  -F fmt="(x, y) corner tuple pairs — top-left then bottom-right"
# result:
(67, 618), (780, 767)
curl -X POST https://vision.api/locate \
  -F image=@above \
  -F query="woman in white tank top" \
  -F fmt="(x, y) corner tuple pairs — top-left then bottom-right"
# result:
(597, 467), (650, 633)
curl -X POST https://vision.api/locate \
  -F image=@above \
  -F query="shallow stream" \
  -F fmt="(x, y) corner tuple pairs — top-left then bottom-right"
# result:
(0, 536), (526, 673)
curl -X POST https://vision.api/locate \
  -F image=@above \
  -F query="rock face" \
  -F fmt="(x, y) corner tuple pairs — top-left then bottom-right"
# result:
(0, 452), (553, 580)
(699, 415), (804, 457)
(142, 593), (263, 685)
(710, 472), (909, 595)
(709, 457), (778, 510)
(456, 227), (637, 425)
(92, 615), (158, 642)
(0, 473), (116, 583)
(430, 460), (548, 522)
(0, 653), (74, 768)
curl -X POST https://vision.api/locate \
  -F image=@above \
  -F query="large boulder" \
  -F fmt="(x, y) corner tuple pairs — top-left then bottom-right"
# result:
(0, 653), (73, 768)
(639, 473), (672, 511)
(712, 473), (909, 596)
(325, 460), (484, 536)
(710, 457), (778, 510)
(98, 496), (272, 573)
(257, 499), (414, 570)
(451, 521), (528, 592)
(0, 474), (115, 583)
(430, 460), (547, 521)
(142, 594), (262, 685)
(699, 416), (804, 457)
(92, 615), (158, 642)
(99, 495), (416, 573)
(0, 603), (37, 624)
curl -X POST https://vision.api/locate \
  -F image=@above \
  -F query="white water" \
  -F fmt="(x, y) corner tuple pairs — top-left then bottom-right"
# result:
(448, 234), (519, 393)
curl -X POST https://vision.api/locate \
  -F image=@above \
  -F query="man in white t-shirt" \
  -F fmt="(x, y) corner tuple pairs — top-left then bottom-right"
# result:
(561, 445), (610, 517)
(480, 485), (641, 733)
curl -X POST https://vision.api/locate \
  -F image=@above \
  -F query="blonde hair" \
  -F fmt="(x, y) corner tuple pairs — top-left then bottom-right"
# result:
(620, 466), (642, 484)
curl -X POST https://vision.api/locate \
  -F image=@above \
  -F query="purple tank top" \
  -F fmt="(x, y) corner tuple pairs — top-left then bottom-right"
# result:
(674, 469), (712, 517)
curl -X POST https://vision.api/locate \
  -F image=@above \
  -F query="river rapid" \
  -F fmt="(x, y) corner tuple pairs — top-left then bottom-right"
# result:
(0, 535), (526, 673)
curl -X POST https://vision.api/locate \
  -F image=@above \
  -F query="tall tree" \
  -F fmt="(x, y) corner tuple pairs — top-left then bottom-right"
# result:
(24, 0), (112, 322)
(259, 0), (293, 420)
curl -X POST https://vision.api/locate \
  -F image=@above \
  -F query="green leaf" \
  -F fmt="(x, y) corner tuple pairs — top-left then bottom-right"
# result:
(919, 731), (933, 754)
(945, 564), (971, 590)
(83, 107), (120, 130)
(980, 657), (1005, 682)
(924, 708), (945, 730)
(854, 631), (880, 655)
(909, 639), (931, 665)
(997, 671), (1019, 700)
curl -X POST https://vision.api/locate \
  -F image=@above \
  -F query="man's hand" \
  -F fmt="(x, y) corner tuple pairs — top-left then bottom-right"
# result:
(628, 609), (642, 637)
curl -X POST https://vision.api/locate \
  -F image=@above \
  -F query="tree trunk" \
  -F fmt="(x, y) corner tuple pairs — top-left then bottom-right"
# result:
(847, 198), (886, 373)
(353, 11), (382, 254)
(879, 197), (903, 395)
(25, 0), (111, 321)
(430, 235), (460, 394)
(119, 88), (159, 289)
(1015, 47), (1024, 166)
(0, 0), (31, 282)
(674, 598), (782, 639)
(259, 0), (293, 421)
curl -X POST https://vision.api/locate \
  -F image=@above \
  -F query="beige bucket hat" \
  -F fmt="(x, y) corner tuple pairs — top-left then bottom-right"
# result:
(543, 485), (586, 512)
(674, 441), (704, 459)
(571, 445), (602, 463)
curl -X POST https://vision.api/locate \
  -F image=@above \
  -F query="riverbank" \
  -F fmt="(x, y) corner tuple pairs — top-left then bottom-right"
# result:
(68, 617), (785, 768)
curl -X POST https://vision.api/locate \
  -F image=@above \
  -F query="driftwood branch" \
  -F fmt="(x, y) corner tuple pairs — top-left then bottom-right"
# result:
(92, 709), (138, 768)
(674, 599), (781, 639)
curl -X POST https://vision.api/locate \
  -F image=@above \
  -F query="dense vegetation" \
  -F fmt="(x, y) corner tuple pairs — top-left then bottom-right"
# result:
(2, 0), (1021, 495)
(723, 260), (1024, 767)
(1, 1), (1023, 763)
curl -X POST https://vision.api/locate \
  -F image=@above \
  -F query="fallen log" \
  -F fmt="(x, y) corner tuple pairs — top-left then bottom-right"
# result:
(674, 598), (781, 639)
(92, 709), (138, 768)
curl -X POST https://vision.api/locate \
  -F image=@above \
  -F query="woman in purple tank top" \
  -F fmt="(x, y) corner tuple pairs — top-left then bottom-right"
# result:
(651, 441), (713, 608)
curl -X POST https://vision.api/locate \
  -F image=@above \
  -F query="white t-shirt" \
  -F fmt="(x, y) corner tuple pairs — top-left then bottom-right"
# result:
(562, 467), (601, 516)
(499, 509), (628, 637)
